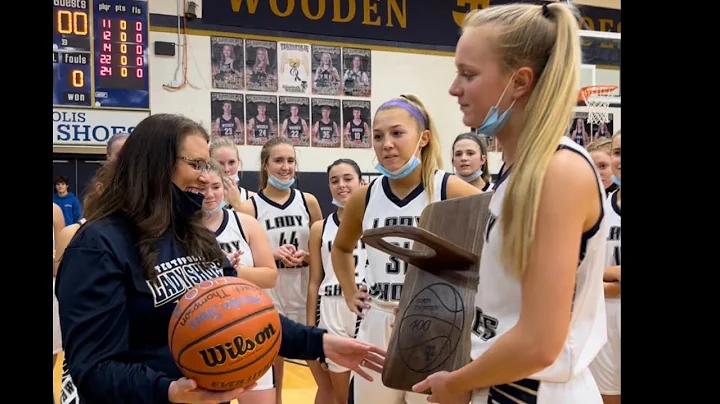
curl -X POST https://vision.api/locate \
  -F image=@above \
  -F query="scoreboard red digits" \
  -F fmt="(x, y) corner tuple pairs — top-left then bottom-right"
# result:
(93, 0), (149, 109)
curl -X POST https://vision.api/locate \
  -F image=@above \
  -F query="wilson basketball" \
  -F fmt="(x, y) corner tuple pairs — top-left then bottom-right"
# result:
(168, 277), (282, 391)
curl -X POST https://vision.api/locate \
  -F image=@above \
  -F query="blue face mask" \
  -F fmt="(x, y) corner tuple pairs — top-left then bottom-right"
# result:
(332, 198), (345, 209)
(203, 200), (226, 217)
(611, 174), (621, 187)
(457, 168), (483, 183)
(476, 75), (516, 137)
(268, 175), (295, 190)
(374, 136), (423, 180)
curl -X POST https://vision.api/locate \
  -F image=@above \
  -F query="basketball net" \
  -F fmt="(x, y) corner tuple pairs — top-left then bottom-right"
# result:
(580, 85), (618, 125)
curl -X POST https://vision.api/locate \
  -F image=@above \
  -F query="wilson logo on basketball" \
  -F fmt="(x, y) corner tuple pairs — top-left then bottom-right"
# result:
(199, 323), (277, 367)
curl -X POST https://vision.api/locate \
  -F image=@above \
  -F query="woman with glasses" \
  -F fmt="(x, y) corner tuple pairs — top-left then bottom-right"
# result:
(56, 114), (386, 404)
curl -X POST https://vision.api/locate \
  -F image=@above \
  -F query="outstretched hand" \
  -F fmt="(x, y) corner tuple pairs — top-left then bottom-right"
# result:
(322, 334), (386, 382)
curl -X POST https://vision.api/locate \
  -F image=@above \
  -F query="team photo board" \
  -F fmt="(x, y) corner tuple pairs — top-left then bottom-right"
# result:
(278, 42), (311, 95)
(246, 94), (278, 145)
(342, 47), (372, 97)
(278, 96), (310, 147)
(311, 98), (341, 148)
(245, 40), (278, 92)
(211, 92), (245, 145)
(342, 100), (371, 149)
(210, 37), (245, 90)
(311, 45), (343, 96)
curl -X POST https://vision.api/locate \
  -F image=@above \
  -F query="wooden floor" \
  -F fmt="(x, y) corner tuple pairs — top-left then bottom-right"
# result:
(53, 352), (318, 404)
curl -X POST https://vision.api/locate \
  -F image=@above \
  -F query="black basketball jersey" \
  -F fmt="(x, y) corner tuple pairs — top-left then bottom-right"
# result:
(251, 67), (267, 84)
(317, 69), (332, 86)
(219, 116), (236, 136)
(255, 117), (270, 138)
(350, 120), (364, 141)
(287, 118), (303, 139)
(318, 121), (334, 140)
(573, 130), (584, 145)
(218, 61), (233, 73)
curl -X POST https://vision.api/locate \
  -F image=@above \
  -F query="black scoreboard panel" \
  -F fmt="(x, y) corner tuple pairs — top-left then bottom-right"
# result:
(53, 0), (150, 110)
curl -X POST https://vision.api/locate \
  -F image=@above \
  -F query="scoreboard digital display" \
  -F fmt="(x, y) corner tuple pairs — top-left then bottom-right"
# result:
(53, 0), (149, 110)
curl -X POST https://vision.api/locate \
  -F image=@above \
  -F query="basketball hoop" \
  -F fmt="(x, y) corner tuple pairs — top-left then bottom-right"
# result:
(578, 85), (618, 125)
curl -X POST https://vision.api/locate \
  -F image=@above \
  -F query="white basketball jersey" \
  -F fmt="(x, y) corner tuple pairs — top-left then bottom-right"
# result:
(361, 170), (450, 308)
(252, 189), (311, 270)
(319, 212), (367, 296)
(605, 191), (621, 302)
(471, 137), (608, 382)
(239, 186), (250, 203)
(215, 210), (254, 267)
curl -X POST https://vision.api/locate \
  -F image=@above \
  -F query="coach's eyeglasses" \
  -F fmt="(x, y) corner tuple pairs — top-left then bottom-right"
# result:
(178, 156), (212, 173)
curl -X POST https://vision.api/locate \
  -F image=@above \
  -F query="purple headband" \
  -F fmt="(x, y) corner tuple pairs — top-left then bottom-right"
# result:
(376, 100), (427, 129)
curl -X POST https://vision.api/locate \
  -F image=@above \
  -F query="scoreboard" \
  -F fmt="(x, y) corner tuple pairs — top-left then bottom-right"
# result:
(53, 0), (150, 110)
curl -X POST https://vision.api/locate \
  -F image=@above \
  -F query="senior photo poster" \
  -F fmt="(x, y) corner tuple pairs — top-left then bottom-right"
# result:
(210, 36), (245, 90)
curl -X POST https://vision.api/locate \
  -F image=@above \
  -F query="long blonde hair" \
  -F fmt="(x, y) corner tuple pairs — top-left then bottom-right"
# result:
(586, 138), (612, 154)
(374, 94), (443, 200)
(463, 3), (582, 279)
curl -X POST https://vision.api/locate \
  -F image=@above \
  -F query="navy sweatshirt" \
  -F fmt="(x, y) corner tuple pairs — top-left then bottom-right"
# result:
(56, 188), (326, 404)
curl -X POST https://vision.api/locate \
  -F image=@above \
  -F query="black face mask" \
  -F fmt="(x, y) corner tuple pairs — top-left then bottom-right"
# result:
(171, 183), (204, 220)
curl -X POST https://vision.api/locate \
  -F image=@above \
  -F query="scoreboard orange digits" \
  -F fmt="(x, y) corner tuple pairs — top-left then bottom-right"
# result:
(71, 70), (84, 87)
(57, 10), (88, 36)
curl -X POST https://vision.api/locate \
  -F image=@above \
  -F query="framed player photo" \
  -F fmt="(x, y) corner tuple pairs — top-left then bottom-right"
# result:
(210, 37), (245, 90)
(245, 40), (278, 92)
(342, 47), (372, 98)
(211, 93), (245, 145)
(311, 98), (341, 148)
(342, 100), (371, 149)
(566, 112), (614, 148)
(278, 96), (310, 147)
(311, 45), (342, 96)
(246, 94), (278, 146)
(278, 42), (310, 95)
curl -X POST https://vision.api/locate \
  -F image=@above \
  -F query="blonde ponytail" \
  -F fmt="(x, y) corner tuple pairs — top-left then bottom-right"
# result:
(463, 3), (582, 279)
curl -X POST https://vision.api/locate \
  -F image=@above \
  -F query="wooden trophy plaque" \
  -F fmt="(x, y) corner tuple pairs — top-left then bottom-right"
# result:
(361, 192), (494, 393)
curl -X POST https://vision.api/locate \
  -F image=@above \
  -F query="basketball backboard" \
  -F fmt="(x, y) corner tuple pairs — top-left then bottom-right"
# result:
(579, 29), (620, 107)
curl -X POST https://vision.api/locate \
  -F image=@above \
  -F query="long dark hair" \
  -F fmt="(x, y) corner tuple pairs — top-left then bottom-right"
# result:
(82, 114), (225, 280)
(452, 132), (491, 184)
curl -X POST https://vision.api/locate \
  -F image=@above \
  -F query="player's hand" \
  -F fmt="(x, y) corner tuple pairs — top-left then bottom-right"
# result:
(390, 306), (399, 329)
(274, 245), (302, 267)
(412, 371), (471, 404)
(322, 334), (386, 382)
(345, 284), (371, 318)
(223, 177), (242, 208)
(225, 250), (245, 268)
(168, 377), (256, 404)
(293, 249), (308, 262)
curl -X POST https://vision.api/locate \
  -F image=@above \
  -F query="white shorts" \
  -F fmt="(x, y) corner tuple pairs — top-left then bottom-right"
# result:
(53, 278), (62, 355)
(265, 267), (308, 324)
(589, 298), (621, 395)
(252, 366), (275, 391)
(317, 296), (359, 373)
(471, 367), (602, 404)
(352, 304), (428, 404)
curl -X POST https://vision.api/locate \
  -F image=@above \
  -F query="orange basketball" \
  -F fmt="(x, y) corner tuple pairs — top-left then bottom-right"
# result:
(168, 276), (282, 391)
